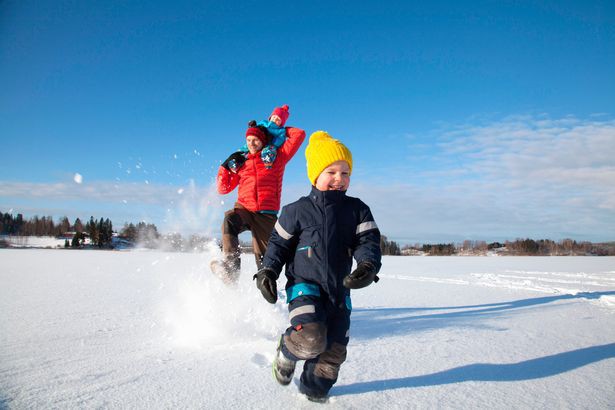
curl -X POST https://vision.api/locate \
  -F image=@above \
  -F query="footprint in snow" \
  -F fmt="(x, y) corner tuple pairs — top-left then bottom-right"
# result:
(251, 353), (272, 368)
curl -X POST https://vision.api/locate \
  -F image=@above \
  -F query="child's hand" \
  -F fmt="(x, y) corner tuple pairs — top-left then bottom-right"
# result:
(253, 268), (278, 303)
(261, 145), (277, 169)
(343, 261), (379, 289)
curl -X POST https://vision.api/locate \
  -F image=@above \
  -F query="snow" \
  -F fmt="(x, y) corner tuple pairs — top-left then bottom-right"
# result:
(2, 236), (67, 248)
(1, 250), (614, 409)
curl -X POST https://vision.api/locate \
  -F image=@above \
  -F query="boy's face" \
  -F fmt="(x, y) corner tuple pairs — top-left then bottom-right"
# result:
(315, 160), (351, 191)
(246, 135), (264, 154)
(269, 115), (283, 127)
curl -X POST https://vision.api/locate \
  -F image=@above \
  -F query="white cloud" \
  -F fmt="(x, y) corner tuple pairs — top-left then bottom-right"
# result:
(0, 180), (176, 204)
(354, 115), (615, 242)
(0, 179), (228, 235)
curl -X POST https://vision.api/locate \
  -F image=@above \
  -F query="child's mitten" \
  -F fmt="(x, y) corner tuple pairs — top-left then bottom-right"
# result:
(343, 261), (379, 289)
(261, 145), (278, 169)
(253, 268), (278, 304)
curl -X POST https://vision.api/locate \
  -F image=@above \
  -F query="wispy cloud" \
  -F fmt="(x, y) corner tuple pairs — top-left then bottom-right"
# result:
(0, 179), (228, 235)
(0, 180), (179, 204)
(439, 115), (615, 187)
(353, 115), (615, 242)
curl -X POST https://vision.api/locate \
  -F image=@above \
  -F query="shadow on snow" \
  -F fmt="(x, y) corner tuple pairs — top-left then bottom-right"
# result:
(350, 291), (615, 339)
(333, 342), (615, 396)
(336, 291), (615, 396)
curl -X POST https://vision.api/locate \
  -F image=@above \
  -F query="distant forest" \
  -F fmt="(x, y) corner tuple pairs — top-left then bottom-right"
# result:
(1, 212), (614, 255)
(0, 212), (157, 249)
(365, 235), (613, 256)
(402, 238), (615, 256)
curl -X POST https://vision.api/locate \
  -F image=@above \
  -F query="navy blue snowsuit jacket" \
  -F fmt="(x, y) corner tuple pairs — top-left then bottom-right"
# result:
(262, 186), (382, 307)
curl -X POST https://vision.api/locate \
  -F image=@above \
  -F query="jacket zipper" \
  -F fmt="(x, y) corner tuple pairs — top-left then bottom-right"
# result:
(323, 195), (328, 283)
(253, 157), (259, 207)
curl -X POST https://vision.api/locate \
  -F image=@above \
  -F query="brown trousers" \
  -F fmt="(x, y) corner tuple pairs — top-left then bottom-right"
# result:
(221, 203), (277, 271)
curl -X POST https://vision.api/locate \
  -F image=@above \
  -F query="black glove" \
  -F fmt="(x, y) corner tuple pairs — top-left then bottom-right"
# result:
(253, 268), (278, 304)
(221, 152), (246, 173)
(343, 261), (379, 289)
(247, 120), (257, 127)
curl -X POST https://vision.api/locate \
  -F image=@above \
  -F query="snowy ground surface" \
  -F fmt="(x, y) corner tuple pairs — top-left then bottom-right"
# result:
(1, 236), (67, 248)
(1, 249), (614, 409)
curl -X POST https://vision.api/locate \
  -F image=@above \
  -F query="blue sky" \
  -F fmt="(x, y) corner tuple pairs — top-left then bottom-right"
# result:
(1, 1), (614, 243)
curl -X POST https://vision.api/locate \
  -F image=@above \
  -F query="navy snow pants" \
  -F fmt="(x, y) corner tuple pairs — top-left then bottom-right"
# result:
(280, 293), (351, 397)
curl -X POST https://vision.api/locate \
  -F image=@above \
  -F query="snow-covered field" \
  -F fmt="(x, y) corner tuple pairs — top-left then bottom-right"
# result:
(1, 236), (68, 248)
(1, 249), (614, 409)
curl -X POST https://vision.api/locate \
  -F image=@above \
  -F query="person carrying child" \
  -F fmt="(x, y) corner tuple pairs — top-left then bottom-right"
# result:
(212, 114), (305, 284)
(253, 131), (382, 402)
(231, 104), (290, 170)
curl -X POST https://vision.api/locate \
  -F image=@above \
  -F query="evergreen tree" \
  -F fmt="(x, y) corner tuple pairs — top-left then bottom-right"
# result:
(58, 216), (71, 235)
(120, 223), (137, 242)
(87, 216), (99, 246)
(97, 218), (104, 247)
(74, 218), (83, 233)
(380, 235), (401, 255)
(15, 213), (24, 235)
(104, 218), (113, 247)
(71, 232), (83, 248)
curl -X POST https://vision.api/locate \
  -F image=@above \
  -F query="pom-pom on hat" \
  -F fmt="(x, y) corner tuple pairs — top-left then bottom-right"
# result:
(270, 104), (290, 126)
(246, 126), (268, 145)
(305, 131), (353, 185)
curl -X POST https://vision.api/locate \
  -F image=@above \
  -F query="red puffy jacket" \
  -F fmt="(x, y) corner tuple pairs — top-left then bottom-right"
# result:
(216, 127), (306, 212)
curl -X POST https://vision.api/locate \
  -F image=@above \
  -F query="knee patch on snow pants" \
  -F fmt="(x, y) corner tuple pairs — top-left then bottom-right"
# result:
(284, 322), (327, 360)
(314, 342), (347, 380)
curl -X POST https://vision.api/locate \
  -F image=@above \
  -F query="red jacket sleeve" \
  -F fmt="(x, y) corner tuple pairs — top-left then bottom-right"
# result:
(277, 127), (306, 165)
(216, 165), (240, 194)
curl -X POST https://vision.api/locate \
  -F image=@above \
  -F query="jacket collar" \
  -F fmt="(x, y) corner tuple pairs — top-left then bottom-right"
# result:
(309, 186), (347, 205)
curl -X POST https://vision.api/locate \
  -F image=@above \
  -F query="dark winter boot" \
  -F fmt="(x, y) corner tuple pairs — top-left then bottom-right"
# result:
(305, 394), (329, 404)
(299, 383), (329, 403)
(210, 257), (240, 285)
(272, 336), (296, 386)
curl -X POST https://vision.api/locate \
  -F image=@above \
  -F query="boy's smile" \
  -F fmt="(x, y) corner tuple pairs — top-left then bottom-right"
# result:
(315, 160), (351, 191)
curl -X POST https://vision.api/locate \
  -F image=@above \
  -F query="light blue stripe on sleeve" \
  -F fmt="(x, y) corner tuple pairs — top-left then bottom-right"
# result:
(286, 283), (320, 302)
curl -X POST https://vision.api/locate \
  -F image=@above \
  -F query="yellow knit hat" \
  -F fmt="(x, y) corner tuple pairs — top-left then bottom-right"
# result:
(305, 131), (353, 185)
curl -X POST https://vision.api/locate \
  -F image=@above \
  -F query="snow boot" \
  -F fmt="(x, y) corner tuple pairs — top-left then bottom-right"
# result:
(305, 394), (328, 404)
(210, 259), (239, 285)
(298, 383), (329, 403)
(272, 336), (295, 386)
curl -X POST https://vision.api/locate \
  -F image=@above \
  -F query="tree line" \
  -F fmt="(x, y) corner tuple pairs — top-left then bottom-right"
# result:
(498, 238), (615, 256)
(405, 238), (615, 256)
(1, 213), (77, 237)
(0, 212), (155, 249)
(2, 212), (612, 255)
